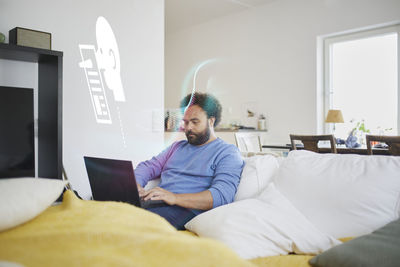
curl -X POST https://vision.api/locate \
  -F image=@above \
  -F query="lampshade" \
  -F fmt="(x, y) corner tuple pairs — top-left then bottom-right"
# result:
(325, 109), (344, 123)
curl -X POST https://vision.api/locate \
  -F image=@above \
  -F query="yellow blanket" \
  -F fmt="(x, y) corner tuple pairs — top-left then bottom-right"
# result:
(0, 190), (253, 267)
(248, 238), (353, 267)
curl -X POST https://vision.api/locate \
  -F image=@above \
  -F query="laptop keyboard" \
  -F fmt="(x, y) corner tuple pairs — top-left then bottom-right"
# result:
(140, 199), (167, 209)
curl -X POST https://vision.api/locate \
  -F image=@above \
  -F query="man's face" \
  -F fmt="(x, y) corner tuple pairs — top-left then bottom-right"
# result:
(182, 105), (213, 146)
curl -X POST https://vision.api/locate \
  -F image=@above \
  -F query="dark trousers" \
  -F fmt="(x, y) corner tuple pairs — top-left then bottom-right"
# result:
(146, 205), (196, 230)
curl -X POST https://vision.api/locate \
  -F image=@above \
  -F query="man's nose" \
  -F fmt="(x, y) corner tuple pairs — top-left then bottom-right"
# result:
(186, 124), (193, 131)
(185, 122), (193, 131)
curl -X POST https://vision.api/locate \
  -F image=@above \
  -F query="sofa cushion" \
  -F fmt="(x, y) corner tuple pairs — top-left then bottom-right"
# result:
(0, 178), (66, 231)
(309, 218), (400, 267)
(235, 154), (279, 201)
(185, 183), (341, 259)
(274, 150), (400, 238)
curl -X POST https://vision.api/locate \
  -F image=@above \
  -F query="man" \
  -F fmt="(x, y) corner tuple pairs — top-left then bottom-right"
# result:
(134, 92), (244, 230)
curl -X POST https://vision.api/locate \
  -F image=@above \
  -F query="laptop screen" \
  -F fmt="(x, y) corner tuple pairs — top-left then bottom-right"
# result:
(84, 156), (140, 206)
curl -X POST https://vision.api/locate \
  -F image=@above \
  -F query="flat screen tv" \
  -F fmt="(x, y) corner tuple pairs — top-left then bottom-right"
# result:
(0, 86), (35, 178)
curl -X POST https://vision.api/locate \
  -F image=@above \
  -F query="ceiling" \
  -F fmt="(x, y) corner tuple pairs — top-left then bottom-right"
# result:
(165, 0), (276, 34)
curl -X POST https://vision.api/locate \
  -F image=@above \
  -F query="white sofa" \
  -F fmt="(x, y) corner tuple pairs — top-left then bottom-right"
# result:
(185, 150), (400, 262)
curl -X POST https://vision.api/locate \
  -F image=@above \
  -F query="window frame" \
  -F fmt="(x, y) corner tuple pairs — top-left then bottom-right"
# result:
(321, 24), (400, 135)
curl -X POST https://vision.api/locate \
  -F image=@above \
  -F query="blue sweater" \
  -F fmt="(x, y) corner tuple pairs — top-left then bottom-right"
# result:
(135, 138), (244, 214)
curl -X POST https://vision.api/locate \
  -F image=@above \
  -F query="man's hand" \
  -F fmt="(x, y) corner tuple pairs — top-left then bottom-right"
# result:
(137, 184), (146, 198)
(141, 187), (213, 210)
(142, 187), (177, 206)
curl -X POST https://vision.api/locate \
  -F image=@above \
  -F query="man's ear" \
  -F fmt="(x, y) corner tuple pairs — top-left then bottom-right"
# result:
(209, 117), (216, 127)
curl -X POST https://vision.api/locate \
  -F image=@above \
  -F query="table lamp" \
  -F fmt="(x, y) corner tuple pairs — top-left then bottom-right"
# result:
(325, 109), (344, 132)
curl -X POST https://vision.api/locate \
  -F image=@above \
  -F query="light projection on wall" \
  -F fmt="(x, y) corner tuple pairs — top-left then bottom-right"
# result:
(182, 59), (218, 113)
(165, 59), (218, 146)
(78, 16), (125, 124)
(79, 16), (127, 148)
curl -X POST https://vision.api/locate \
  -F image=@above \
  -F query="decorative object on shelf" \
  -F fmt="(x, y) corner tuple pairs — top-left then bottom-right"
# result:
(377, 126), (393, 135)
(353, 119), (370, 146)
(336, 138), (345, 145)
(165, 108), (182, 131)
(9, 27), (51, 50)
(242, 101), (259, 129)
(345, 119), (370, 148)
(247, 109), (255, 117)
(345, 129), (360, 148)
(229, 124), (240, 131)
(325, 109), (344, 132)
(164, 110), (170, 131)
(0, 32), (5, 43)
(257, 114), (267, 131)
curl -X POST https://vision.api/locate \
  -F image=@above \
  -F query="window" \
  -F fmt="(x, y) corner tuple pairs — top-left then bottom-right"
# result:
(323, 25), (399, 138)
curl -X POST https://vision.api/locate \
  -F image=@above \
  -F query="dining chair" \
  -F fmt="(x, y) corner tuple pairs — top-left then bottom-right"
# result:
(366, 135), (400, 156)
(234, 132), (263, 152)
(289, 134), (337, 153)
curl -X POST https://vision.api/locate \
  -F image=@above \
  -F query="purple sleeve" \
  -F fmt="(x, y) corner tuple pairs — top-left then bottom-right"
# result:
(207, 146), (244, 208)
(134, 142), (179, 187)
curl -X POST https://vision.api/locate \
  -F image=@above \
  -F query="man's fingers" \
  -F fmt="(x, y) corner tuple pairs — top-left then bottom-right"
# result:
(139, 190), (150, 197)
(138, 188), (146, 197)
(150, 195), (162, 200)
(143, 190), (162, 201)
(141, 187), (169, 201)
(145, 194), (162, 201)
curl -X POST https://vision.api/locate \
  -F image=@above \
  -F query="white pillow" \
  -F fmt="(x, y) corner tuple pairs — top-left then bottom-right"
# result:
(185, 183), (341, 259)
(0, 178), (66, 231)
(274, 150), (400, 238)
(235, 154), (279, 201)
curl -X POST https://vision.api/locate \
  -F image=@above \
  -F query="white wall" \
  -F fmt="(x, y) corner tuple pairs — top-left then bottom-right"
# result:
(165, 0), (400, 144)
(0, 0), (164, 199)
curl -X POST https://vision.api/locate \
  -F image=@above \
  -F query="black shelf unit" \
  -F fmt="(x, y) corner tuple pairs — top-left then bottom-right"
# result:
(0, 43), (63, 179)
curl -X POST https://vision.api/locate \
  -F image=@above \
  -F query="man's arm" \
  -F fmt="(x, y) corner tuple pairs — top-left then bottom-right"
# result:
(141, 146), (244, 210)
(141, 187), (213, 210)
(207, 147), (244, 208)
(135, 142), (180, 187)
(141, 167), (241, 210)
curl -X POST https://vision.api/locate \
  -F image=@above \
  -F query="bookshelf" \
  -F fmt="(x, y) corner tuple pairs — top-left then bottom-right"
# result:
(0, 43), (63, 179)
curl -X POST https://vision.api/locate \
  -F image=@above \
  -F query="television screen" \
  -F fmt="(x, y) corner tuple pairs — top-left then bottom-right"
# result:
(0, 86), (35, 178)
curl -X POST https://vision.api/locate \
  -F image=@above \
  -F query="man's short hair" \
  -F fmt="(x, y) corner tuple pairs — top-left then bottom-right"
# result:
(180, 92), (222, 127)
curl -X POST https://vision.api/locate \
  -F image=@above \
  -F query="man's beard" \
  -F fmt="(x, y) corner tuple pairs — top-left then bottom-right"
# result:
(185, 125), (211, 146)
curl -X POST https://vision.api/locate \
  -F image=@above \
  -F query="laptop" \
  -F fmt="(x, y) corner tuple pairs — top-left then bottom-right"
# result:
(83, 156), (166, 209)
